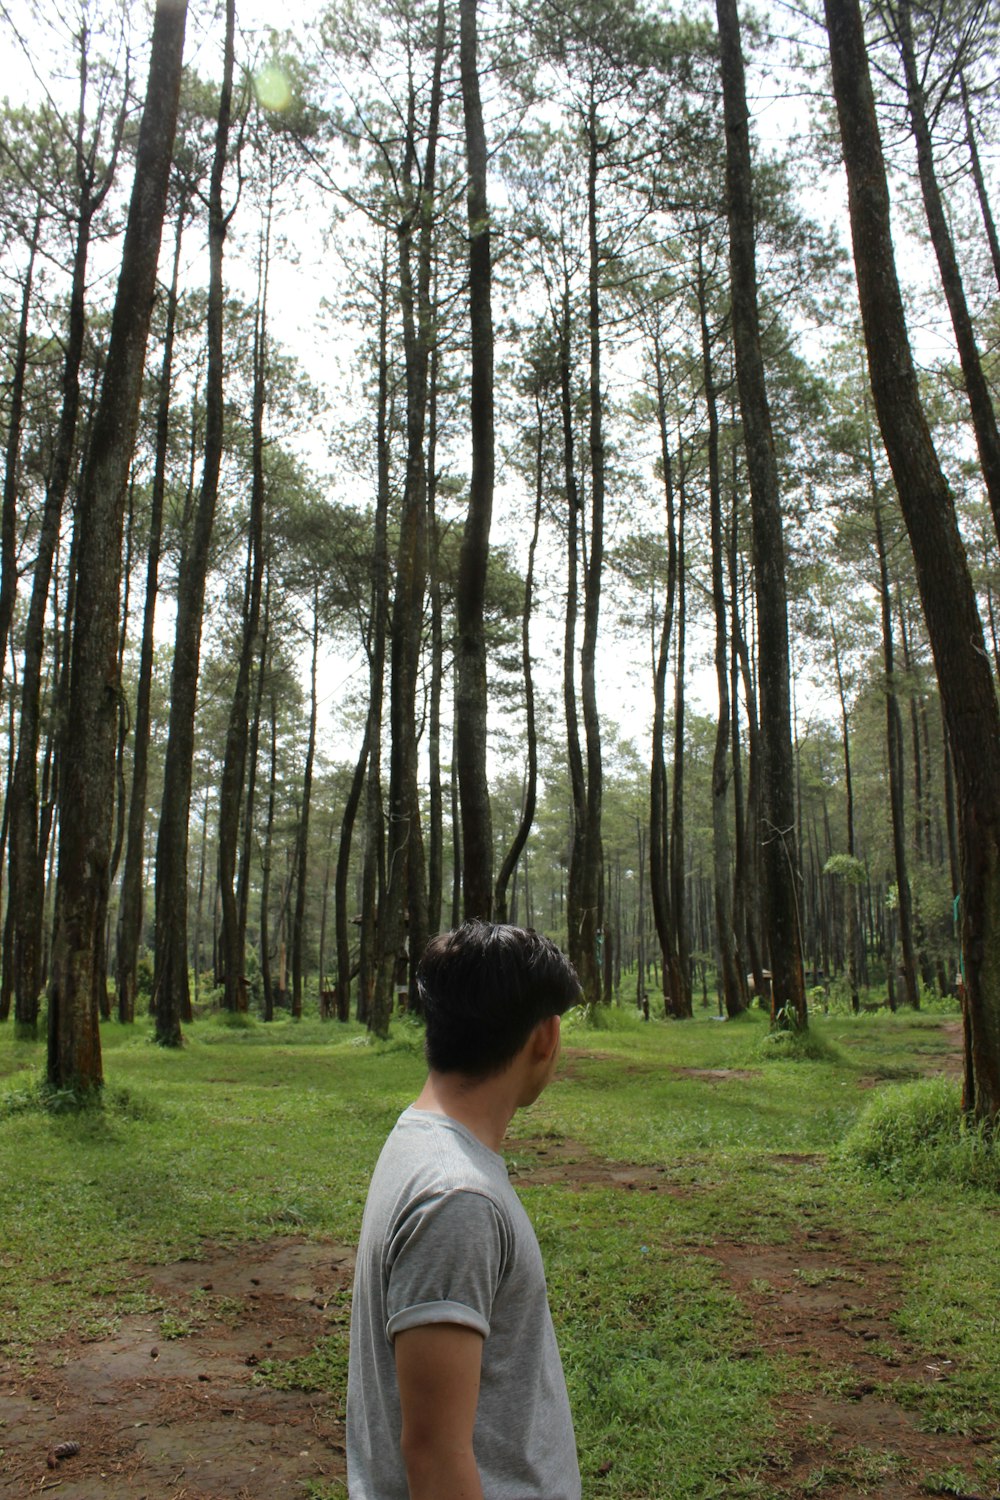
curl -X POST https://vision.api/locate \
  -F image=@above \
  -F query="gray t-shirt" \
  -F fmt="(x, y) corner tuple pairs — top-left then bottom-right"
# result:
(346, 1106), (581, 1500)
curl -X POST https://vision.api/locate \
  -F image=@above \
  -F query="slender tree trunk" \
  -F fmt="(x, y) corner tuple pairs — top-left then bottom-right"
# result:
(670, 441), (692, 1016)
(8, 188), (94, 1030)
(0, 202), (41, 703)
(872, 485), (920, 1007)
(47, 0), (188, 1089)
(826, 0), (1000, 1122)
(217, 228), (269, 1015)
(716, 0), (806, 1027)
(115, 188), (186, 1024)
(358, 240), (391, 1025)
(426, 338), (444, 939)
(494, 404), (542, 921)
(238, 564), (269, 966)
(154, 0), (234, 1046)
(374, 8), (444, 1034)
(648, 340), (684, 1013)
(260, 683), (277, 1022)
(830, 617), (862, 1011)
(292, 587), (320, 1020)
(699, 246), (747, 1018)
(456, 0), (494, 918)
(960, 72), (1000, 294)
(318, 816), (335, 1013)
(336, 718), (370, 1022)
(559, 291), (587, 977)
(572, 97), (607, 1008)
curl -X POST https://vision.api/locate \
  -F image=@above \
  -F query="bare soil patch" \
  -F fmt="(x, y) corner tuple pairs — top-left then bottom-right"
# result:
(0, 1239), (352, 1499)
(709, 1228), (998, 1497)
(507, 1135), (688, 1193)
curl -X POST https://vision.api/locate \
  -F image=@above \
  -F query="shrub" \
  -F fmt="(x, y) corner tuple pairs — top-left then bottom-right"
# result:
(755, 1015), (842, 1064)
(839, 1077), (1000, 1192)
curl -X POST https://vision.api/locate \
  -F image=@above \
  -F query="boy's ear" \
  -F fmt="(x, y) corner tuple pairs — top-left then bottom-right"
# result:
(532, 1013), (560, 1061)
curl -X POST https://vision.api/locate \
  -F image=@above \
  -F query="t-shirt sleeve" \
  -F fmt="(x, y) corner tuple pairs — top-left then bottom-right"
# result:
(385, 1189), (510, 1343)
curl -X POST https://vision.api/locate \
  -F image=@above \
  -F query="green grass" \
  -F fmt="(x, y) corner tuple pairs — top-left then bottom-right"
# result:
(2, 1000), (998, 1497)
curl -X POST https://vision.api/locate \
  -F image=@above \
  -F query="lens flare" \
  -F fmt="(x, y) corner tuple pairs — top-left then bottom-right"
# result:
(255, 65), (292, 112)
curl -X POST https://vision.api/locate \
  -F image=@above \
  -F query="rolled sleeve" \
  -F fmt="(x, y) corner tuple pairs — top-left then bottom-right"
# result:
(385, 1189), (510, 1345)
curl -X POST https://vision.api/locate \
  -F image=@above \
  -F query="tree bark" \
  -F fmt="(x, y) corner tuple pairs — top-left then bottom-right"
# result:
(670, 440), (692, 1016)
(0, 201), (41, 704)
(373, 3), (444, 1034)
(154, 0), (234, 1045)
(291, 587), (320, 1019)
(648, 339), (685, 1015)
(47, 0), (188, 1090)
(115, 191), (187, 1023)
(456, 0), (495, 919)
(826, 0), (1000, 1122)
(716, 0), (806, 1027)
(217, 226), (269, 1015)
(699, 244), (747, 1018)
(358, 239), (391, 1025)
(872, 483), (920, 1007)
(8, 185), (91, 1031)
(494, 401), (542, 922)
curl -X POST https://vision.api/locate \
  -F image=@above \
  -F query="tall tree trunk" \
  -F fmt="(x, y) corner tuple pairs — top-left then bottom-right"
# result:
(494, 404), (541, 922)
(699, 246), (747, 1018)
(374, 6), (444, 1034)
(716, 0), (806, 1027)
(575, 97), (606, 1007)
(426, 338), (444, 939)
(670, 440), (692, 1016)
(260, 680), (278, 1022)
(115, 187), (186, 1024)
(872, 484), (920, 1008)
(0, 201), (41, 703)
(357, 239), (391, 1025)
(291, 586), (320, 1020)
(238, 569), (270, 962)
(830, 617), (862, 1011)
(47, 0), (188, 1089)
(648, 339), (684, 1013)
(456, 0), (494, 918)
(826, 0), (1000, 1122)
(217, 224), (269, 1014)
(559, 290), (587, 976)
(8, 183), (95, 1030)
(154, 0), (234, 1046)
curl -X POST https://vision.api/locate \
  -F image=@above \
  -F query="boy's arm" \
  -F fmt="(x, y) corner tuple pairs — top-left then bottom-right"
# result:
(395, 1322), (485, 1500)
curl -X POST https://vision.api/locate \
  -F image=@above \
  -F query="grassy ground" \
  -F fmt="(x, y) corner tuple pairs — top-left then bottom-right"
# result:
(1, 1002), (998, 1498)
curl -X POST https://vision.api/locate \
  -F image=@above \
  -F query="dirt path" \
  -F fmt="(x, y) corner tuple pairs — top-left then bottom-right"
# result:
(2, 1020), (988, 1499)
(709, 1229), (995, 1497)
(0, 1241), (352, 1498)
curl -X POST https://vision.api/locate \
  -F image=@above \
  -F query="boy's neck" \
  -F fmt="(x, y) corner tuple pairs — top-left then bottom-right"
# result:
(413, 1070), (518, 1154)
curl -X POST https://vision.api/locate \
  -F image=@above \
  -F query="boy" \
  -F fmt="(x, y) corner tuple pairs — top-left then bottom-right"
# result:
(346, 921), (582, 1499)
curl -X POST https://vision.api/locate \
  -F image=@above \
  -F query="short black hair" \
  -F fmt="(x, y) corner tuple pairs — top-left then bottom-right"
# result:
(416, 921), (581, 1078)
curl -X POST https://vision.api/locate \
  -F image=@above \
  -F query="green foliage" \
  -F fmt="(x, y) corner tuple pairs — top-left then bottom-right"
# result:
(756, 1015), (843, 1064)
(822, 852), (868, 885)
(839, 1078), (1000, 1192)
(0, 1079), (157, 1121)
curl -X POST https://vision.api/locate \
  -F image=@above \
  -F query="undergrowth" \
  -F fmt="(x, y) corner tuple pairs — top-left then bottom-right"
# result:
(839, 1077), (1000, 1192)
